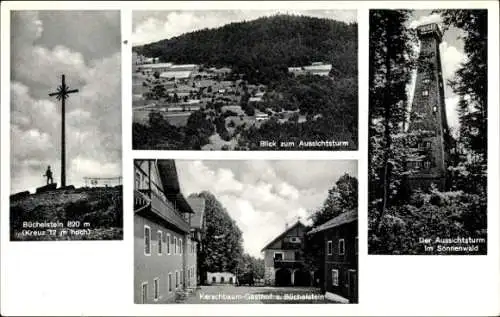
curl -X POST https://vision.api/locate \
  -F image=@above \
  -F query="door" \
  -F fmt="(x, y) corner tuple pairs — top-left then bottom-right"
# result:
(347, 270), (357, 303)
(275, 268), (292, 286)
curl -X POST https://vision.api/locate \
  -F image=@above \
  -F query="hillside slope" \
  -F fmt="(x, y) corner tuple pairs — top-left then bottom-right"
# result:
(10, 186), (123, 241)
(134, 14), (357, 83)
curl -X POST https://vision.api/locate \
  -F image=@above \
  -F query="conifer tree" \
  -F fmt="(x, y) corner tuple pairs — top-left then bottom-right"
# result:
(369, 10), (416, 232)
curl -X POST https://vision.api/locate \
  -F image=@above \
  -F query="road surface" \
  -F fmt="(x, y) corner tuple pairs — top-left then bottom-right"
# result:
(180, 285), (333, 304)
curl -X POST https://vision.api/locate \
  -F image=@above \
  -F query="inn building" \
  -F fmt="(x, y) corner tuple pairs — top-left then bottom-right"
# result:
(261, 220), (315, 287)
(134, 159), (204, 303)
(308, 210), (358, 303)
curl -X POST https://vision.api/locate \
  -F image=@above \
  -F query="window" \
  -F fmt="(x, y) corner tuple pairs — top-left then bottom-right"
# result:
(141, 282), (148, 304)
(166, 234), (171, 255)
(332, 269), (339, 286)
(153, 278), (159, 301)
(212, 276), (216, 283)
(327, 240), (333, 255)
(433, 105), (438, 113)
(144, 226), (151, 255)
(175, 271), (179, 288)
(157, 231), (163, 255)
(422, 90), (429, 96)
(229, 277), (233, 284)
(339, 239), (345, 255)
(168, 273), (172, 292)
(187, 241), (191, 254)
(180, 239), (183, 255)
(174, 237), (177, 255)
(424, 161), (431, 169)
(422, 78), (431, 84)
(181, 270), (184, 286)
(135, 171), (141, 189)
(273, 252), (284, 261)
(355, 237), (358, 255)
(413, 160), (423, 169)
(221, 276), (225, 283)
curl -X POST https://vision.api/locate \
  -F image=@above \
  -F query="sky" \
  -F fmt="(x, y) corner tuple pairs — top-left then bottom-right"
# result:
(175, 160), (357, 259)
(10, 11), (122, 194)
(407, 10), (467, 134)
(132, 10), (357, 45)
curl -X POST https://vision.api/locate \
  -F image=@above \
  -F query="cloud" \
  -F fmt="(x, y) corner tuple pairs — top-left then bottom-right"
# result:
(176, 160), (356, 258)
(445, 96), (460, 136)
(440, 41), (466, 82)
(409, 13), (442, 29)
(132, 10), (357, 45)
(70, 156), (121, 179)
(10, 11), (121, 194)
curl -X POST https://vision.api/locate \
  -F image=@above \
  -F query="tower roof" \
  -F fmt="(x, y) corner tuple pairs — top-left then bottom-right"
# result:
(416, 23), (443, 42)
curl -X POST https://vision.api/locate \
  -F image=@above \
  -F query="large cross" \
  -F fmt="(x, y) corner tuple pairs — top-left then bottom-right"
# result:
(48, 74), (79, 187)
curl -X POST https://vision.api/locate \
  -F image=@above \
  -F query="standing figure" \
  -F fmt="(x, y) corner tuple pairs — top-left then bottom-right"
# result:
(44, 166), (54, 185)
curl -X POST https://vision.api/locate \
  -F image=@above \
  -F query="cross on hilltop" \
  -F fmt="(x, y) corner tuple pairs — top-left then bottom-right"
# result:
(48, 74), (79, 188)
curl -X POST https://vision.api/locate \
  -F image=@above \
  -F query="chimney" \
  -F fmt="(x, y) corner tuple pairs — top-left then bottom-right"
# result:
(285, 222), (288, 230)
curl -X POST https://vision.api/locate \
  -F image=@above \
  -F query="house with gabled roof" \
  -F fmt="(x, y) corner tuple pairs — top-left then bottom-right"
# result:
(186, 196), (206, 287)
(261, 220), (315, 286)
(308, 209), (358, 303)
(134, 159), (205, 303)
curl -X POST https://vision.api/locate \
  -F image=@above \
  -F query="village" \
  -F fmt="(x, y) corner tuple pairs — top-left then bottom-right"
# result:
(132, 53), (333, 150)
(134, 160), (358, 304)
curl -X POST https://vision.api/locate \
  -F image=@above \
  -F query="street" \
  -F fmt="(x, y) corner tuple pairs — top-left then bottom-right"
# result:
(180, 285), (333, 304)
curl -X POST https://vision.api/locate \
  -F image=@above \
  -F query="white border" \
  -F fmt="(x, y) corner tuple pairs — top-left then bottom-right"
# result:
(0, 1), (499, 316)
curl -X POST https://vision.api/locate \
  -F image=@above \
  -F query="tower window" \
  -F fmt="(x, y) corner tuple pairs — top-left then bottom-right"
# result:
(422, 90), (429, 96)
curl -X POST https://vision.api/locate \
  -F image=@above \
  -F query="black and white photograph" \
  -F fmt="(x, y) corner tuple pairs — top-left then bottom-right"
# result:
(9, 11), (123, 241)
(134, 159), (358, 303)
(368, 9), (488, 254)
(131, 10), (358, 151)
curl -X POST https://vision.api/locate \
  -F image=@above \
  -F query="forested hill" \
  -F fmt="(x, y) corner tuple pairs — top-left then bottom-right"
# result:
(134, 14), (357, 82)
